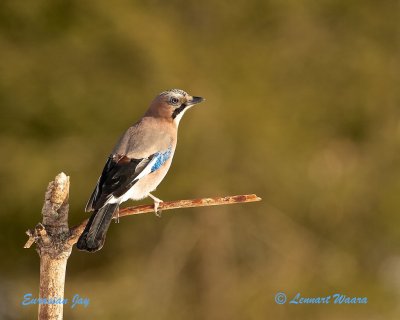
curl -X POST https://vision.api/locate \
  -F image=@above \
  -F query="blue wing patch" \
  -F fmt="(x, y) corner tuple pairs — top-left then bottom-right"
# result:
(151, 146), (172, 172)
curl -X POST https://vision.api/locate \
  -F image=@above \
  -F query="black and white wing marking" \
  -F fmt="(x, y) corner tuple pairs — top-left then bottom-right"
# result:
(85, 154), (150, 211)
(85, 147), (172, 212)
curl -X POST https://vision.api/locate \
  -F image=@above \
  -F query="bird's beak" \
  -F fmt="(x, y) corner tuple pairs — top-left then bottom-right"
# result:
(186, 96), (205, 106)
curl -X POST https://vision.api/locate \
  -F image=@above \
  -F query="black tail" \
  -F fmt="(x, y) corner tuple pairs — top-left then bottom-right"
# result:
(77, 203), (119, 252)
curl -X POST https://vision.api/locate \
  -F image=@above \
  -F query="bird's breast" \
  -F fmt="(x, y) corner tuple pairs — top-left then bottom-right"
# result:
(121, 154), (174, 201)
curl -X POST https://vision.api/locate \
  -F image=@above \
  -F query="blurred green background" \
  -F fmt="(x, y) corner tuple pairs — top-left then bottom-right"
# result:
(1, 0), (399, 319)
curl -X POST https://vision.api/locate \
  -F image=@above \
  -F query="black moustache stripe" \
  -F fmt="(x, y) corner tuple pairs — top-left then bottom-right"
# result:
(172, 104), (187, 119)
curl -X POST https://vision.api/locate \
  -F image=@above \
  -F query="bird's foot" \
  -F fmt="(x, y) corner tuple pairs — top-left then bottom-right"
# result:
(154, 201), (163, 217)
(148, 193), (163, 218)
(115, 209), (120, 223)
(114, 207), (119, 223)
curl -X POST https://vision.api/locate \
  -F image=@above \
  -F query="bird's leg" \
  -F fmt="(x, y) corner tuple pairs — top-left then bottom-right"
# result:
(115, 208), (119, 223)
(114, 205), (120, 223)
(148, 193), (163, 217)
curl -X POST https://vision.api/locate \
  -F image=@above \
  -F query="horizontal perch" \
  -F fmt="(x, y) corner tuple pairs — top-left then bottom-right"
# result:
(67, 194), (261, 245)
(24, 172), (262, 320)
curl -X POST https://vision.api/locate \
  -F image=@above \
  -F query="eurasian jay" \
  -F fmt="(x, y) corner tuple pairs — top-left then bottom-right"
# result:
(77, 89), (204, 252)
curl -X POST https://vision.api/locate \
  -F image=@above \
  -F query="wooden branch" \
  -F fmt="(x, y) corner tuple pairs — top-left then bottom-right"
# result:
(24, 172), (261, 320)
(68, 194), (261, 245)
(24, 172), (72, 320)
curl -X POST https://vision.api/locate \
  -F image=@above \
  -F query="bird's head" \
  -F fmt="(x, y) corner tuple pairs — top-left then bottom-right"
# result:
(146, 89), (204, 124)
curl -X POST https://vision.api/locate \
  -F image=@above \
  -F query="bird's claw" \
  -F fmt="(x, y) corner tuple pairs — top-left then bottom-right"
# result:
(154, 201), (162, 218)
(148, 193), (163, 218)
(114, 208), (120, 223)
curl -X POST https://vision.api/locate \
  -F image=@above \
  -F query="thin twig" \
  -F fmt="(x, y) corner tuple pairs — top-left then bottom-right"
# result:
(24, 173), (261, 320)
(68, 194), (261, 245)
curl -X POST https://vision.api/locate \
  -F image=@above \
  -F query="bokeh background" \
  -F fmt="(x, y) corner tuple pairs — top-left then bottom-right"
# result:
(1, 0), (399, 319)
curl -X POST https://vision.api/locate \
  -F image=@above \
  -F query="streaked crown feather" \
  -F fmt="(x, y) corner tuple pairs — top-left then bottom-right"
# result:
(159, 89), (188, 97)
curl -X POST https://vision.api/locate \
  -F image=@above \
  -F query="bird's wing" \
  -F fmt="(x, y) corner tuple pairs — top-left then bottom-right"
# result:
(85, 148), (172, 212)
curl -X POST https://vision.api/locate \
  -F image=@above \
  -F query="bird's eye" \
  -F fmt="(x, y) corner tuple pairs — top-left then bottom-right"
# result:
(170, 97), (179, 105)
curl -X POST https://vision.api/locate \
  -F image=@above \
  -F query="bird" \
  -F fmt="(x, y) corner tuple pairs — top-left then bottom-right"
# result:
(76, 89), (204, 252)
